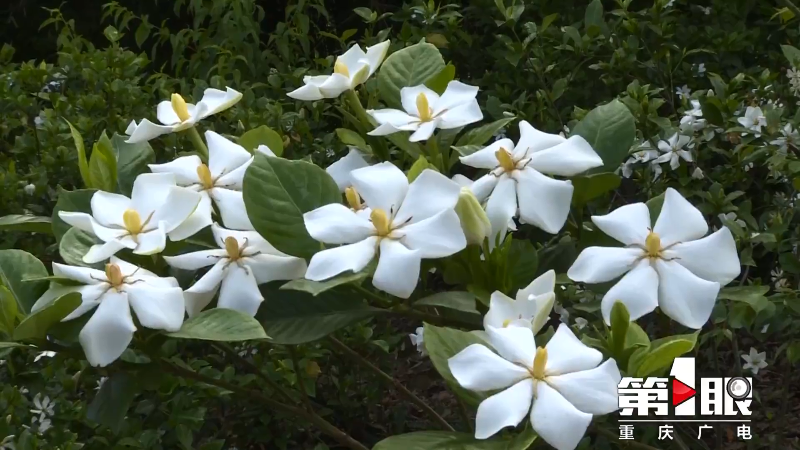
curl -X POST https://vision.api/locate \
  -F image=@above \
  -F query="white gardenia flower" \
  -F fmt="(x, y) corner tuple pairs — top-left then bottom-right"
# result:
(460, 121), (603, 244)
(367, 81), (483, 142)
(96, 377), (108, 391)
(691, 167), (704, 179)
(567, 188), (741, 328)
(620, 142), (660, 178)
(303, 162), (466, 298)
(58, 173), (202, 263)
(326, 148), (371, 192)
(769, 123), (798, 153)
(448, 324), (621, 449)
(126, 87), (242, 143)
(718, 212), (746, 228)
(737, 106), (766, 136)
(30, 258), (186, 367)
(675, 85), (691, 100)
(484, 270), (556, 334)
(149, 131), (256, 232)
(409, 326), (426, 356)
(679, 100), (706, 133)
(451, 174), (517, 233)
(164, 224), (307, 317)
(655, 133), (694, 170)
(741, 348), (768, 374)
(288, 41), (390, 101)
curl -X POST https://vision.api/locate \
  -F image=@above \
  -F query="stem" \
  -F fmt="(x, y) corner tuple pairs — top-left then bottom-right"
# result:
(595, 426), (663, 450)
(328, 336), (454, 432)
(159, 358), (368, 450)
(288, 345), (313, 410)
(343, 89), (389, 160)
(186, 126), (209, 161)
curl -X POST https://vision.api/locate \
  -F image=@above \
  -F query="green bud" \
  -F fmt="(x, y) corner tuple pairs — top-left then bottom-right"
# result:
(454, 187), (491, 246)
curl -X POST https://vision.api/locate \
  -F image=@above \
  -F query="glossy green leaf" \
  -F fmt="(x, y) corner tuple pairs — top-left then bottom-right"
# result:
(13, 292), (81, 341)
(407, 155), (434, 182)
(239, 125), (284, 156)
(65, 119), (91, 188)
(377, 42), (445, 108)
(455, 116), (516, 147)
(0, 286), (18, 335)
(646, 193), (665, 226)
(111, 134), (155, 197)
(0, 215), (52, 234)
(168, 308), (267, 341)
(374, 428), (536, 450)
(571, 172), (621, 208)
(415, 292), (479, 315)
(52, 188), (96, 242)
(335, 128), (368, 151)
(508, 239), (539, 291)
(636, 332), (699, 377)
(242, 154), (341, 258)
(280, 270), (368, 296)
(781, 44), (800, 68)
(719, 286), (771, 313)
(425, 63), (455, 95)
(609, 301), (630, 357)
(571, 99), (636, 172)
(0, 249), (49, 313)
(423, 323), (487, 405)
(88, 131), (118, 192)
(59, 227), (103, 269)
(87, 372), (140, 434)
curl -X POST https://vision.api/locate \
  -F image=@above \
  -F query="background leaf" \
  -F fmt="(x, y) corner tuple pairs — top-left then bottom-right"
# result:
(280, 271), (368, 296)
(168, 309), (268, 341)
(52, 188), (96, 242)
(13, 292), (81, 341)
(239, 125), (284, 156)
(423, 323), (487, 405)
(111, 133), (155, 197)
(65, 119), (91, 188)
(59, 227), (103, 269)
(87, 372), (140, 434)
(571, 99), (635, 172)
(636, 332), (699, 377)
(0, 249), (49, 313)
(377, 42), (445, 108)
(454, 117), (516, 147)
(0, 215), (52, 234)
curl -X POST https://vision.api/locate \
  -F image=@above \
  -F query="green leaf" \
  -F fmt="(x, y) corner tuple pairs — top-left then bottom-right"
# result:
(423, 323), (487, 405)
(781, 44), (800, 68)
(242, 154), (341, 258)
(65, 119), (91, 188)
(87, 372), (140, 434)
(571, 99), (636, 172)
(239, 125), (284, 156)
(425, 63), (456, 95)
(699, 97), (724, 126)
(718, 286), (771, 313)
(0, 249), (49, 313)
(259, 286), (380, 344)
(415, 292), (479, 314)
(625, 322), (650, 348)
(646, 193), (665, 225)
(335, 128), (368, 151)
(508, 239), (538, 291)
(13, 292), (81, 341)
(0, 215), (52, 234)
(103, 25), (121, 42)
(636, 332), (699, 377)
(89, 132), (118, 192)
(280, 271), (368, 296)
(168, 309), (267, 341)
(52, 188), (96, 242)
(451, 145), (484, 157)
(59, 227), (103, 269)
(23, 276), (83, 286)
(374, 428), (536, 450)
(377, 42), (446, 108)
(455, 116), (516, 147)
(584, 0), (605, 36)
(571, 173), (621, 208)
(609, 301), (630, 357)
(0, 286), (19, 335)
(407, 155), (434, 182)
(0, 342), (27, 349)
(111, 134), (155, 197)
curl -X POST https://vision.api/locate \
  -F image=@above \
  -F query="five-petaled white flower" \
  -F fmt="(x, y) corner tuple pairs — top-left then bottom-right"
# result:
(149, 131), (257, 232)
(567, 188), (741, 328)
(58, 173), (202, 263)
(448, 324), (621, 449)
(770, 123), (798, 153)
(30, 393), (55, 434)
(484, 270), (556, 334)
(125, 87), (242, 143)
(164, 224), (307, 317)
(655, 133), (694, 170)
(737, 106), (766, 137)
(287, 41), (390, 101)
(303, 162), (466, 299)
(367, 81), (483, 142)
(31, 258), (186, 367)
(741, 347), (768, 374)
(679, 100), (706, 133)
(33, 351), (56, 363)
(718, 212), (746, 228)
(409, 326), (426, 356)
(459, 120), (603, 244)
(675, 85), (691, 100)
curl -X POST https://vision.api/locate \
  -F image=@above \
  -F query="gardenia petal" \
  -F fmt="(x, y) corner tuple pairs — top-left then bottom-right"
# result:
(485, 175), (517, 247)
(372, 240), (421, 299)
(530, 382), (593, 450)
(133, 222), (168, 256)
(217, 264), (264, 316)
(211, 188), (253, 230)
(394, 169), (461, 224)
(195, 87), (242, 120)
(164, 249), (227, 270)
(547, 359), (621, 414)
(90, 192), (131, 227)
(448, 344), (531, 391)
(526, 135), (603, 177)
(517, 269), (556, 302)
(544, 324), (602, 375)
(567, 247), (642, 283)
(654, 259), (720, 329)
(126, 283), (185, 331)
(409, 120), (439, 142)
(318, 73), (352, 98)
(245, 253), (308, 284)
(362, 40), (391, 78)
(600, 260), (659, 324)
(484, 291), (519, 329)
(663, 227), (740, 285)
(78, 291), (136, 367)
(148, 155), (203, 185)
(169, 192), (213, 241)
(475, 379), (535, 440)
(152, 186), (203, 236)
(398, 210), (466, 258)
(206, 131), (252, 177)
(287, 82), (325, 101)
(53, 263), (107, 285)
(459, 139), (514, 169)
(514, 121), (567, 157)
(130, 172), (175, 213)
(485, 325), (536, 367)
(305, 236), (379, 281)
(653, 188), (708, 247)
(125, 118), (176, 144)
(401, 85), (440, 117)
(434, 81), (479, 114)
(304, 203), (375, 244)
(58, 211), (127, 244)
(326, 149), (370, 191)
(470, 174), (499, 202)
(84, 240), (132, 264)
(157, 101), (182, 125)
(350, 162), (409, 214)
(591, 203), (651, 246)
(515, 167), (573, 234)
(186, 259), (227, 294)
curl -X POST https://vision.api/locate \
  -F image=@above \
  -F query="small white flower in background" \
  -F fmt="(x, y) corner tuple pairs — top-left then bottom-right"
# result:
(655, 133), (694, 170)
(553, 303), (569, 324)
(287, 40), (390, 101)
(164, 224), (307, 317)
(567, 188), (741, 329)
(448, 324), (621, 449)
(484, 271), (556, 333)
(761, 323), (770, 333)
(741, 348), (768, 374)
(31, 258), (186, 367)
(737, 106), (766, 137)
(620, 141), (660, 179)
(788, 68), (800, 96)
(303, 163), (466, 299)
(718, 212), (746, 228)
(125, 87), (242, 143)
(33, 351), (55, 363)
(698, 6), (711, 14)
(664, 0), (675, 7)
(691, 167), (705, 179)
(675, 85), (691, 100)
(34, 116), (44, 127)
(149, 131), (260, 232)
(409, 326), (426, 356)
(367, 81), (483, 142)
(237, 345), (258, 358)
(18, 387), (28, 395)
(770, 123), (798, 153)
(460, 121), (603, 245)
(30, 393), (54, 434)
(0, 435), (14, 450)
(574, 317), (588, 330)
(696, 63), (706, 76)
(23, 184), (35, 195)
(58, 173), (202, 263)
(679, 100), (706, 133)
(744, 162), (754, 172)
(95, 377), (108, 391)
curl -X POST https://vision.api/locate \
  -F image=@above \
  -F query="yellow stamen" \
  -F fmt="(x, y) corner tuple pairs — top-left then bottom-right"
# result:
(495, 147), (516, 172)
(224, 237), (242, 261)
(532, 347), (548, 380)
(345, 186), (362, 210)
(645, 231), (662, 258)
(122, 209), (143, 235)
(416, 93), (433, 122)
(105, 263), (124, 287)
(171, 93), (191, 122)
(334, 59), (350, 77)
(370, 209), (391, 236)
(502, 319), (511, 328)
(197, 164), (214, 190)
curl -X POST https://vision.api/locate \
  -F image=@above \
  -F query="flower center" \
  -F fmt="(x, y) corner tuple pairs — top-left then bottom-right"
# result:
(197, 163), (214, 190)
(105, 263), (124, 288)
(225, 236), (242, 261)
(171, 93), (191, 122)
(345, 186), (363, 210)
(334, 59), (350, 77)
(645, 231), (663, 258)
(370, 208), (391, 237)
(502, 319), (511, 327)
(495, 147), (516, 172)
(531, 347), (547, 380)
(416, 93), (433, 122)
(123, 209), (144, 235)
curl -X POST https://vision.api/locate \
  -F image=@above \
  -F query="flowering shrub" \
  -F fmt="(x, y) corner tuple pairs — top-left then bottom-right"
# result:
(2, 0), (800, 449)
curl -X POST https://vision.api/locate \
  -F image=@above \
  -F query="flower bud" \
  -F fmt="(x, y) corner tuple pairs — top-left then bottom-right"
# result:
(454, 187), (491, 246)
